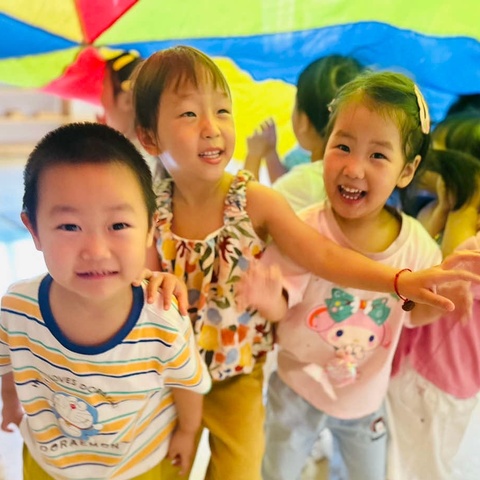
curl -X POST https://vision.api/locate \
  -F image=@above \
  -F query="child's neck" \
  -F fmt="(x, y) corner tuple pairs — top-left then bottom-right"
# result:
(332, 206), (402, 253)
(173, 172), (230, 205)
(171, 172), (233, 240)
(49, 281), (134, 347)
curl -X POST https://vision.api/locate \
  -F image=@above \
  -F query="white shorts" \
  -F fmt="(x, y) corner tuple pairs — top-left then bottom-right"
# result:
(387, 363), (480, 480)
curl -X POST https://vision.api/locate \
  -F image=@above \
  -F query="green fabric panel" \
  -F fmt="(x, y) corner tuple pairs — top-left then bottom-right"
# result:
(96, 0), (479, 44)
(0, 48), (80, 88)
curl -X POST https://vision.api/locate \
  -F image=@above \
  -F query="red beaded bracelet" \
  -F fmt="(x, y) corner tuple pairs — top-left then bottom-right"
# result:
(394, 268), (416, 311)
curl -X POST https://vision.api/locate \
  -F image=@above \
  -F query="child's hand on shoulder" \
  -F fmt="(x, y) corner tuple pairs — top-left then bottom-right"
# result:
(132, 269), (188, 315)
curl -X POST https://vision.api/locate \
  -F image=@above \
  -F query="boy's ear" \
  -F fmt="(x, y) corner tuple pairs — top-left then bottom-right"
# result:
(397, 154), (422, 188)
(136, 127), (161, 156)
(21, 212), (42, 251)
(146, 212), (159, 247)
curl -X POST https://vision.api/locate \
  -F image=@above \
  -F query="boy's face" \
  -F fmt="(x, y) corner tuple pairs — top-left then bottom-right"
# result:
(141, 80), (235, 182)
(23, 162), (154, 303)
(323, 102), (419, 224)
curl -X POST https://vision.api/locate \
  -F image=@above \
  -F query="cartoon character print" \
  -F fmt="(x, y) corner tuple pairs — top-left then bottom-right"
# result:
(307, 288), (391, 388)
(51, 392), (102, 440)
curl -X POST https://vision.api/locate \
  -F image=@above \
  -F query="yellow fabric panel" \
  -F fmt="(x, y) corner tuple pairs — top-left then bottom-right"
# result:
(215, 58), (296, 162)
(0, 0), (83, 42)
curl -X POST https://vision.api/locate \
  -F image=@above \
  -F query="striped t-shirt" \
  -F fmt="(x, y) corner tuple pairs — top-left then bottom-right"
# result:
(0, 274), (211, 480)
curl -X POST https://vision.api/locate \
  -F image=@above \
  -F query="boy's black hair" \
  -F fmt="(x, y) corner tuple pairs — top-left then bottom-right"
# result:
(23, 122), (157, 231)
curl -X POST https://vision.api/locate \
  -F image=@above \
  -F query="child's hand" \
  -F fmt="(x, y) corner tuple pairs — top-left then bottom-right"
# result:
(397, 251), (480, 311)
(167, 428), (196, 476)
(1, 397), (24, 432)
(247, 119), (277, 159)
(236, 261), (287, 321)
(132, 269), (188, 315)
(437, 280), (473, 324)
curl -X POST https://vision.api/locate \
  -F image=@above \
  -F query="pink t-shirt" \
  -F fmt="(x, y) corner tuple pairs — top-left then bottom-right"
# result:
(262, 202), (441, 419)
(394, 233), (480, 399)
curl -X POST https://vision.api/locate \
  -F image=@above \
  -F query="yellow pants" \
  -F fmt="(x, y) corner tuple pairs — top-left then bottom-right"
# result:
(23, 444), (169, 480)
(162, 359), (266, 480)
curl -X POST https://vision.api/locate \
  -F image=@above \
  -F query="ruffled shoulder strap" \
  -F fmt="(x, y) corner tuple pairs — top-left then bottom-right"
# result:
(224, 170), (256, 221)
(154, 177), (174, 227)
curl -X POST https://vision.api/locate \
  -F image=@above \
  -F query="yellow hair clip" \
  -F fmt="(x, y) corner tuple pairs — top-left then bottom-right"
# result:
(112, 52), (140, 72)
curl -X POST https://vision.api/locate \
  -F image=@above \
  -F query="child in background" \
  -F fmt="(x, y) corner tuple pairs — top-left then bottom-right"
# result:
(235, 71), (479, 480)
(100, 50), (144, 142)
(100, 50), (166, 182)
(431, 112), (480, 158)
(132, 46), (480, 480)
(0, 123), (211, 479)
(388, 148), (480, 480)
(245, 55), (364, 211)
(401, 148), (480, 241)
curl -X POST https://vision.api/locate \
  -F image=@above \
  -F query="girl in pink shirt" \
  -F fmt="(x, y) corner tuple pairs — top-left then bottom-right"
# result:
(389, 147), (480, 480)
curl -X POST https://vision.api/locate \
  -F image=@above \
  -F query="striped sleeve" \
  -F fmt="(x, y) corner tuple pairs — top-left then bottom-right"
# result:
(161, 310), (211, 393)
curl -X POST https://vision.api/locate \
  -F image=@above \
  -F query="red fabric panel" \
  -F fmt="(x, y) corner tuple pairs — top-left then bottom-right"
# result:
(75, 0), (138, 43)
(42, 47), (105, 105)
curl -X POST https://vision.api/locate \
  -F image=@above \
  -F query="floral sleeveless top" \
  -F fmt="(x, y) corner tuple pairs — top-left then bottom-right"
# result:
(154, 170), (273, 381)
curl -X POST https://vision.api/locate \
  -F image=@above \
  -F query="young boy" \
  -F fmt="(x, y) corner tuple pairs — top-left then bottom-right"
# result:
(0, 123), (211, 479)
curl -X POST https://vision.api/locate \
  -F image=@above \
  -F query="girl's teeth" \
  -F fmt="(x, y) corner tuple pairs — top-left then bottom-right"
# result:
(339, 186), (365, 200)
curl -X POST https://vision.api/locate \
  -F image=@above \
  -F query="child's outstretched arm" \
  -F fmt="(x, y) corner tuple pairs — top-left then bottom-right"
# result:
(1, 372), (24, 432)
(166, 388), (203, 476)
(247, 183), (480, 312)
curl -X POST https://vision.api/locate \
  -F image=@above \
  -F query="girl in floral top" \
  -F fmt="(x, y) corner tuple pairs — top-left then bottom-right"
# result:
(132, 45), (480, 480)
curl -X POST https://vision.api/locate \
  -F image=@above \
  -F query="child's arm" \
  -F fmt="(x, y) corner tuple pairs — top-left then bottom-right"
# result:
(247, 183), (480, 312)
(166, 388), (203, 476)
(1, 372), (24, 432)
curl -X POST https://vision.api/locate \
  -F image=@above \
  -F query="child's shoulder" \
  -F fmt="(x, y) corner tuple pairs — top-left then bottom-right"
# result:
(1, 275), (46, 314)
(3, 274), (46, 298)
(401, 211), (438, 242)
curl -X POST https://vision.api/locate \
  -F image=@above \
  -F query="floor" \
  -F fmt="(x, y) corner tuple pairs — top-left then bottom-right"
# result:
(0, 157), (328, 479)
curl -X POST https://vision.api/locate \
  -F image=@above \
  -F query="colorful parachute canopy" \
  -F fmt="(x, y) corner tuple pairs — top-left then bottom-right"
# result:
(0, 0), (479, 158)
